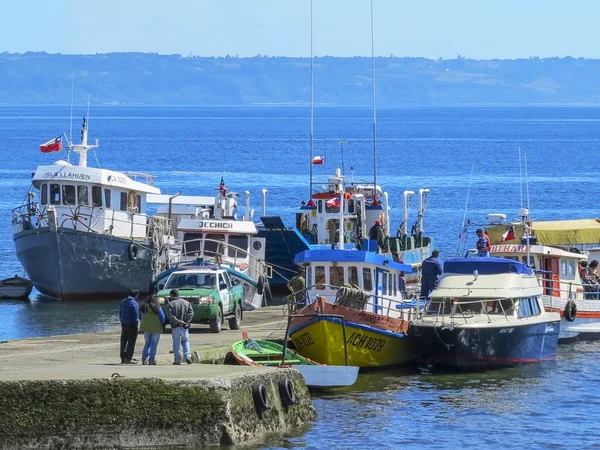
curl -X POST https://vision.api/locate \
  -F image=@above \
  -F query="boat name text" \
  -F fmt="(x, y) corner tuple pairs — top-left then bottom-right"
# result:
(198, 221), (233, 229)
(347, 332), (385, 352)
(293, 332), (314, 352)
(43, 172), (91, 181)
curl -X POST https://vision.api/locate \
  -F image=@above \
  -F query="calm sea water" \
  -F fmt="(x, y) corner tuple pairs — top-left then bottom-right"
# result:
(2, 106), (600, 448)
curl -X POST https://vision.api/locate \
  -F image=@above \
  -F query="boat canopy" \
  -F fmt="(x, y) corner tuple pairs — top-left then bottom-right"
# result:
(294, 249), (413, 273)
(444, 257), (533, 275)
(487, 219), (600, 246)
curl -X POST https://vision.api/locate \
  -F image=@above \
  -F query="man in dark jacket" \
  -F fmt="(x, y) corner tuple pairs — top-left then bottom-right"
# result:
(420, 249), (442, 299)
(166, 289), (195, 365)
(119, 290), (140, 364)
(368, 220), (385, 253)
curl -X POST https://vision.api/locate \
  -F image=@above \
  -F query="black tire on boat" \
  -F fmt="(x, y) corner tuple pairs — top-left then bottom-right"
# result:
(228, 302), (242, 330)
(209, 306), (223, 333)
(278, 379), (296, 407)
(564, 300), (577, 322)
(128, 243), (138, 261)
(252, 384), (270, 413)
(257, 276), (265, 295)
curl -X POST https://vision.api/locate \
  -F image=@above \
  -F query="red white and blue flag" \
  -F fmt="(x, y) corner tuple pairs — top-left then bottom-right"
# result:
(325, 197), (340, 208)
(219, 176), (227, 196)
(312, 155), (324, 165)
(501, 226), (515, 242)
(40, 135), (62, 153)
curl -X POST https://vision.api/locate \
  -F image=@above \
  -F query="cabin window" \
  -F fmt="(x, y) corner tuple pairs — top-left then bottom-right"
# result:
(560, 260), (576, 280)
(91, 186), (102, 207)
(518, 298), (533, 318)
(363, 268), (373, 291)
(348, 266), (359, 286)
(315, 266), (325, 290)
(228, 234), (249, 258)
(393, 274), (397, 296)
(318, 200), (323, 214)
(347, 199), (355, 214)
(330, 265), (344, 287)
(50, 184), (60, 205)
(182, 233), (203, 255)
(205, 234), (226, 257)
(120, 192), (128, 211)
(77, 186), (88, 205)
(388, 272), (393, 296)
(41, 184), (48, 205)
(104, 189), (111, 208)
(531, 297), (541, 315)
(325, 198), (340, 214)
(62, 185), (75, 205)
(306, 266), (312, 288)
(382, 273), (388, 295)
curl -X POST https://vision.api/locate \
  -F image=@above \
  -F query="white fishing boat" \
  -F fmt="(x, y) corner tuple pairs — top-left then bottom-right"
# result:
(150, 179), (271, 310)
(410, 257), (560, 369)
(11, 117), (171, 300)
(0, 275), (33, 299)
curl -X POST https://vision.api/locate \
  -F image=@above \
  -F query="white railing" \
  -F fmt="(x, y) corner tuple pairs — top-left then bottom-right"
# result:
(423, 296), (518, 325)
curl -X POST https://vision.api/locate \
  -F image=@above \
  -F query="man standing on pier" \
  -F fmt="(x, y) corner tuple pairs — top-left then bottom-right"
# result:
(119, 290), (140, 364)
(166, 289), (194, 365)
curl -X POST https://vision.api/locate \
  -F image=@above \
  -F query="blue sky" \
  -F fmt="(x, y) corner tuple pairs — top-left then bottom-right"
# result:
(2, 0), (598, 59)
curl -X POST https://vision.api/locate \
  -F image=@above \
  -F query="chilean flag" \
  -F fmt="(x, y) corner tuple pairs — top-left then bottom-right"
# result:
(40, 136), (62, 153)
(312, 155), (324, 165)
(325, 197), (340, 208)
(219, 176), (227, 197)
(501, 226), (515, 242)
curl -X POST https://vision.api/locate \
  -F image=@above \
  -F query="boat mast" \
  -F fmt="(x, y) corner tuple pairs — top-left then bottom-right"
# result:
(68, 116), (98, 168)
(309, 0), (314, 200)
(370, 0), (377, 191)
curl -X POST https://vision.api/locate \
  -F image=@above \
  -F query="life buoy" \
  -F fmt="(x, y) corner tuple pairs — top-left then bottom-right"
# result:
(257, 276), (265, 295)
(127, 191), (138, 213)
(278, 379), (296, 406)
(128, 243), (138, 261)
(252, 384), (270, 413)
(564, 300), (577, 322)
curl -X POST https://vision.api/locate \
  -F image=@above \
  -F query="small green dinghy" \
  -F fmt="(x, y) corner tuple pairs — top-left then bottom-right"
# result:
(231, 338), (359, 388)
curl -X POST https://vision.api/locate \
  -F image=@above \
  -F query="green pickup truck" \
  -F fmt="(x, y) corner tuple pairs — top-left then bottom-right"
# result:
(157, 267), (243, 333)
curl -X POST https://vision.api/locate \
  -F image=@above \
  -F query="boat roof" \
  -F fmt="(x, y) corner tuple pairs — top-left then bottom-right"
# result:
(294, 249), (413, 273)
(487, 219), (600, 246)
(32, 162), (160, 194)
(490, 244), (584, 260)
(444, 257), (533, 275)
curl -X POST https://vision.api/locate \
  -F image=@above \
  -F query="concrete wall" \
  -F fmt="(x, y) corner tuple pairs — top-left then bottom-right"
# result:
(0, 369), (315, 449)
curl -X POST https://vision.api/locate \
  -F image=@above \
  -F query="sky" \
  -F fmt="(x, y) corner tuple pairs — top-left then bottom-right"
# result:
(2, 0), (600, 59)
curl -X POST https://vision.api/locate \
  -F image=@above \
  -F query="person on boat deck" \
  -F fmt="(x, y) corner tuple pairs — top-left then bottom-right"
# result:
(421, 249), (442, 299)
(119, 290), (140, 364)
(139, 296), (166, 365)
(166, 289), (194, 365)
(589, 260), (599, 283)
(392, 252), (407, 295)
(475, 228), (491, 257)
(327, 220), (340, 247)
(579, 260), (599, 299)
(287, 267), (306, 311)
(368, 220), (385, 253)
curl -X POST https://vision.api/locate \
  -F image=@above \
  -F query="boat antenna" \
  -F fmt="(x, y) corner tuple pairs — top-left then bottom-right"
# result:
(370, 0), (377, 190)
(309, 0), (314, 200)
(338, 140), (347, 176)
(458, 163), (475, 257)
(524, 152), (530, 210)
(68, 79), (74, 164)
(518, 146), (523, 207)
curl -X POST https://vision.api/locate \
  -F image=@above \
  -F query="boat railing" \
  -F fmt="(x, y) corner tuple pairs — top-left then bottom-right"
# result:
(535, 273), (593, 303)
(423, 296), (517, 325)
(12, 202), (154, 239)
(287, 283), (422, 321)
(165, 238), (272, 279)
(123, 171), (157, 186)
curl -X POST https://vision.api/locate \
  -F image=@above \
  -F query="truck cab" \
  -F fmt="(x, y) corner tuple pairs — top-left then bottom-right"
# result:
(157, 266), (243, 333)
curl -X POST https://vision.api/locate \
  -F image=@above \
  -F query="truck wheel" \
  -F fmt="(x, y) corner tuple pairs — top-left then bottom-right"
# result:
(209, 305), (223, 333)
(228, 302), (242, 330)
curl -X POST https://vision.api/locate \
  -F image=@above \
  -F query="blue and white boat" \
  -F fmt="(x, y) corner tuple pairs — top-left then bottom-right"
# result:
(410, 257), (560, 369)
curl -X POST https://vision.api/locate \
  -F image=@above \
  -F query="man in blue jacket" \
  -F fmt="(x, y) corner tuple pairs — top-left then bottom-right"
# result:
(420, 249), (442, 299)
(119, 290), (140, 364)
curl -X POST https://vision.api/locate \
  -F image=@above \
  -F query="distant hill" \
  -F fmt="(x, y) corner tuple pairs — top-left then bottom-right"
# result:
(2, 52), (600, 105)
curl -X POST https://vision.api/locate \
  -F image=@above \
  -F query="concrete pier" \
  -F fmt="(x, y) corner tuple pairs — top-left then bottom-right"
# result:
(0, 306), (316, 449)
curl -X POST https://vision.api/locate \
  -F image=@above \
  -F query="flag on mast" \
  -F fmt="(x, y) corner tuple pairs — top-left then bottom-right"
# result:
(501, 226), (515, 242)
(40, 136), (62, 153)
(219, 176), (227, 196)
(312, 155), (324, 165)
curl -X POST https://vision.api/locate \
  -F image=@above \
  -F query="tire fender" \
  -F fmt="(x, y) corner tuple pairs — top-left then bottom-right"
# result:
(564, 300), (577, 322)
(278, 379), (296, 407)
(128, 243), (138, 261)
(252, 383), (270, 413)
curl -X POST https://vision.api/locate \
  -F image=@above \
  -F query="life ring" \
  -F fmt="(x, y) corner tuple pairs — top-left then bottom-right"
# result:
(128, 243), (138, 261)
(252, 384), (270, 413)
(257, 276), (265, 295)
(564, 300), (577, 322)
(278, 379), (296, 407)
(127, 191), (138, 213)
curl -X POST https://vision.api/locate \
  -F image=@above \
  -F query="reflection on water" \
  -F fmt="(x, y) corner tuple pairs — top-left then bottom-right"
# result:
(0, 290), (120, 341)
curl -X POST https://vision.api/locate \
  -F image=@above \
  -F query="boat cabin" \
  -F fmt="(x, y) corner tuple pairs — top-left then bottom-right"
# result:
(295, 249), (413, 318)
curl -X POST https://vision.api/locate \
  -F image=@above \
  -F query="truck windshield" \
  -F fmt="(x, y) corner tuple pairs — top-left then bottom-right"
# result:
(165, 273), (217, 289)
